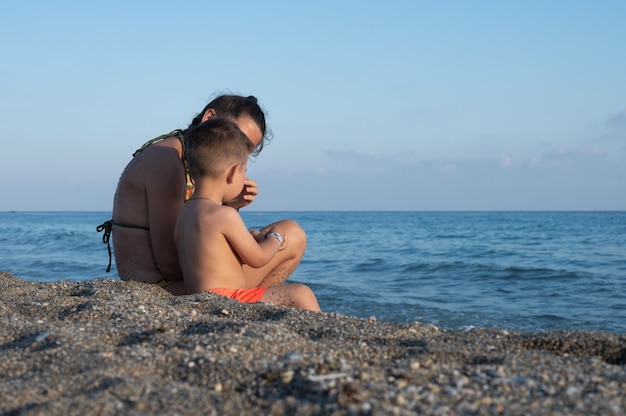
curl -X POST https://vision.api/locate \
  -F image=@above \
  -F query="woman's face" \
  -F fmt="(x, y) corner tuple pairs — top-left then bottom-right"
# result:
(234, 114), (263, 147)
(202, 109), (263, 147)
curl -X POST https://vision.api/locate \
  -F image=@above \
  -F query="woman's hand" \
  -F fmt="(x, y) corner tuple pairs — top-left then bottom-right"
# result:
(225, 178), (258, 210)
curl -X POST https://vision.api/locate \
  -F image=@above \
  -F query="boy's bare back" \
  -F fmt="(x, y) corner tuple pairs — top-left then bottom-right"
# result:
(175, 199), (283, 294)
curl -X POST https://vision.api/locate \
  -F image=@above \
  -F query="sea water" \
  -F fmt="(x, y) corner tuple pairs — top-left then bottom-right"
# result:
(1, 211), (624, 334)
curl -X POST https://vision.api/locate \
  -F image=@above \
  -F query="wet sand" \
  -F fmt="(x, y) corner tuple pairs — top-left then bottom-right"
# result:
(1, 271), (625, 415)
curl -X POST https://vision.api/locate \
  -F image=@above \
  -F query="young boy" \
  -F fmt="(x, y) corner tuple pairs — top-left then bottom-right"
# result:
(174, 118), (320, 311)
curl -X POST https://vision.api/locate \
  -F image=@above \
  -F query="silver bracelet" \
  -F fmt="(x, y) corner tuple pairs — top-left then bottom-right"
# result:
(266, 232), (284, 246)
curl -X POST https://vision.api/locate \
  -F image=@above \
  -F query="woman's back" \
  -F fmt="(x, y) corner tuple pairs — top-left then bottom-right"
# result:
(112, 136), (186, 290)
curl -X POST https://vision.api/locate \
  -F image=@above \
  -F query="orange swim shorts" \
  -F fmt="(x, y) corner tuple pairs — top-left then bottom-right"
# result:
(208, 287), (267, 303)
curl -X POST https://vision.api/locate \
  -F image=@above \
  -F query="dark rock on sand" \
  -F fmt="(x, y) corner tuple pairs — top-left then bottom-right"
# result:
(1, 271), (625, 415)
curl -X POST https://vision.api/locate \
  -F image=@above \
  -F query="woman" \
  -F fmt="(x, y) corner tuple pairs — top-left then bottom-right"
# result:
(98, 95), (306, 295)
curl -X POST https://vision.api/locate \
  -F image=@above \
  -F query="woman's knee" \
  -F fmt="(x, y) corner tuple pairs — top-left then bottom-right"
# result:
(263, 283), (320, 311)
(266, 219), (306, 254)
(291, 283), (320, 311)
(285, 220), (306, 253)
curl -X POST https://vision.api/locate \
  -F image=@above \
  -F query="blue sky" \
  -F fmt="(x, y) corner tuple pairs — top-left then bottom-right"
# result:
(1, 1), (625, 211)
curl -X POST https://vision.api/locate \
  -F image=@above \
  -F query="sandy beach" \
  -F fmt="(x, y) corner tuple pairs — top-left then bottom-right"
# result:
(1, 271), (625, 415)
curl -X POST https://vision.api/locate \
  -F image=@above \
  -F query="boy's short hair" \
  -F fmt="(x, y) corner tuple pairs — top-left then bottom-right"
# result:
(185, 118), (255, 180)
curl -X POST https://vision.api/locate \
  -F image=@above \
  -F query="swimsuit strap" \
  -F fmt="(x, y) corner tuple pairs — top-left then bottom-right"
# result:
(95, 221), (149, 274)
(112, 221), (149, 231)
(177, 132), (195, 201)
(96, 220), (113, 273)
(132, 129), (194, 201)
(132, 129), (183, 157)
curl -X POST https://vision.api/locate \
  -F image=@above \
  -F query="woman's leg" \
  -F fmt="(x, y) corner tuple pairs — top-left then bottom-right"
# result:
(243, 219), (307, 287)
(261, 283), (320, 312)
(163, 279), (188, 295)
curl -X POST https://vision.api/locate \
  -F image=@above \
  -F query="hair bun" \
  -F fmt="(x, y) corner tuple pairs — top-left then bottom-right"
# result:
(246, 96), (258, 103)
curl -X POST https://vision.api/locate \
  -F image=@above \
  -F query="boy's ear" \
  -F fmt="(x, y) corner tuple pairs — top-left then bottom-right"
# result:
(225, 164), (240, 184)
(201, 108), (217, 122)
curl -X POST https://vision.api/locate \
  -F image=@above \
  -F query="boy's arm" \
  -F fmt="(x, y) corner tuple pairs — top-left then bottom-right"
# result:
(220, 207), (282, 268)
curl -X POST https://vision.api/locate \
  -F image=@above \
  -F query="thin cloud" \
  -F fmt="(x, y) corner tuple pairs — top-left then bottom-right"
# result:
(541, 146), (603, 160)
(607, 109), (626, 128)
(252, 147), (625, 211)
(499, 156), (513, 167)
(321, 149), (418, 172)
(524, 146), (605, 173)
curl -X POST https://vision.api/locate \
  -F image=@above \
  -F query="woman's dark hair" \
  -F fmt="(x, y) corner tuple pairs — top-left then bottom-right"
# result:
(187, 95), (271, 156)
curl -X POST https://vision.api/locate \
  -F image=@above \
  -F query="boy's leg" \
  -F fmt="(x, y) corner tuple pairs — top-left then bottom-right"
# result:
(242, 219), (307, 287)
(261, 283), (320, 312)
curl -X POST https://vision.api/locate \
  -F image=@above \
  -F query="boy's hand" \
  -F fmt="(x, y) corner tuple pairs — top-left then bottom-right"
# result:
(225, 178), (258, 210)
(250, 229), (264, 243)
